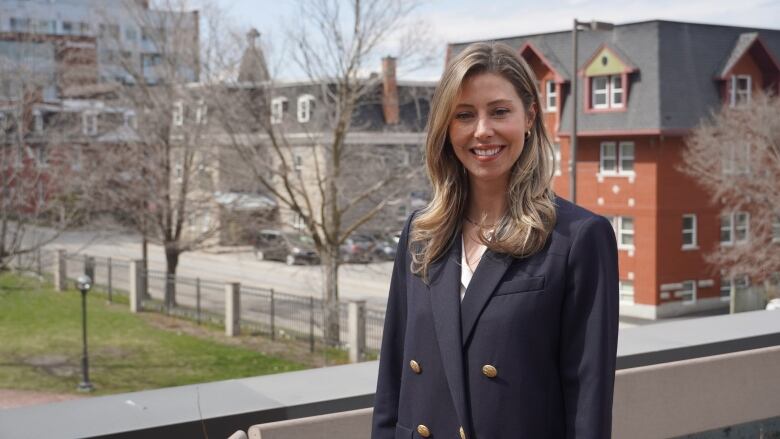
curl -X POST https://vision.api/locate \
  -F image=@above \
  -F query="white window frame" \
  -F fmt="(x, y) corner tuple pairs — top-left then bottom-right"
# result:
(600, 141), (617, 173)
(606, 215), (635, 250)
(610, 75), (624, 108)
(734, 212), (749, 243)
(553, 142), (561, 176)
(720, 273), (750, 301)
(730, 75), (751, 107)
(592, 76), (609, 109)
(617, 216), (635, 250)
(619, 279), (634, 304)
(172, 101), (184, 126)
(678, 280), (696, 304)
(599, 141), (635, 176)
(682, 214), (697, 249)
(297, 94), (315, 123)
(545, 80), (557, 111)
(271, 97), (288, 124)
(720, 213), (733, 245)
(195, 100), (208, 125)
(82, 112), (97, 136)
(720, 211), (749, 246)
(618, 141), (634, 174)
(592, 74), (624, 109)
(294, 154), (303, 178)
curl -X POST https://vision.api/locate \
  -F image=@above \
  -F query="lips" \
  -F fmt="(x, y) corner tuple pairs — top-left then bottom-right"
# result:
(470, 144), (505, 160)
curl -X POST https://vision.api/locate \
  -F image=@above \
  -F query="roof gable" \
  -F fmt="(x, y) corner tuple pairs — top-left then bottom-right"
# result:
(519, 42), (566, 82)
(582, 44), (638, 76)
(716, 32), (780, 79)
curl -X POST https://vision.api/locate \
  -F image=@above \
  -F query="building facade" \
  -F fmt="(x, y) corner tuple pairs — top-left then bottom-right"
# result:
(449, 20), (780, 319)
(0, 0), (199, 92)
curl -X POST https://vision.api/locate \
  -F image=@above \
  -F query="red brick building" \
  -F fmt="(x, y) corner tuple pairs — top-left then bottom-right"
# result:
(449, 20), (780, 318)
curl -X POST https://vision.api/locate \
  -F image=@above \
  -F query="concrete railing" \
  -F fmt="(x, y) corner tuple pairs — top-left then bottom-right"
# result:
(1, 310), (778, 439)
(241, 346), (780, 438)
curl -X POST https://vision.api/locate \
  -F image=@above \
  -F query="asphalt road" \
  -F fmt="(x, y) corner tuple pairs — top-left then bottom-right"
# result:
(25, 226), (395, 308)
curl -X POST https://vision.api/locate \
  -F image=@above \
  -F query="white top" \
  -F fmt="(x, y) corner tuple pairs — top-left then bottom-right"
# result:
(460, 233), (487, 301)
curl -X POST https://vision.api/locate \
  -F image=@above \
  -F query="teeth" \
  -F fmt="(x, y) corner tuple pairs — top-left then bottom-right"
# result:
(474, 147), (501, 156)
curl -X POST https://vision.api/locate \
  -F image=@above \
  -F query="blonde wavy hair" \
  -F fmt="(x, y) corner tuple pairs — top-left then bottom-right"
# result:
(410, 42), (558, 279)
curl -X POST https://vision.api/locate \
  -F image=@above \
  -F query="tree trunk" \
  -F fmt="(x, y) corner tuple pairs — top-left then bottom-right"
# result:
(164, 242), (179, 310)
(322, 247), (340, 346)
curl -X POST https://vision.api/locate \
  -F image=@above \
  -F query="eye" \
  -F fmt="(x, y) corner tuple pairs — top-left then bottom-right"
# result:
(493, 107), (510, 117)
(454, 111), (474, 121)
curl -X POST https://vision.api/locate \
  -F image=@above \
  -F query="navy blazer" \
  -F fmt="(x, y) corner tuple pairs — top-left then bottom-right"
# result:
(372, 197), (619, 439)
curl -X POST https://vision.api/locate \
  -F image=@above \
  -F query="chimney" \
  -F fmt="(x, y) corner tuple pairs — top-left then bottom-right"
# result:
(381, 56), (399, 125)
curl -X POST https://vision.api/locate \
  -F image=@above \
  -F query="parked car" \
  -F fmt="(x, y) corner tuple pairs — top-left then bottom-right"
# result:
(254, 230), (319, 265)
(371, 235), (397, 261)
(340, 234), (375, 263)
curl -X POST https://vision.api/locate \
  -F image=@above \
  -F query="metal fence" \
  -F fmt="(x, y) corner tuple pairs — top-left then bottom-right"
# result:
(9, 248), (387, 353)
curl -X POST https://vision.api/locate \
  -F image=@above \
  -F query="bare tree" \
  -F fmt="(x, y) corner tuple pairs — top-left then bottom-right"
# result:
(208, 0), (434, 344)
(680, 92), (780, 301)
(0, 34), (94, 272)
(90, 0), (227, 308)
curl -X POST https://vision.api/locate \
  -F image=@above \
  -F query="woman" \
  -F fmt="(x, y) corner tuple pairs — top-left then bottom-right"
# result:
(372, 42), (619, 438)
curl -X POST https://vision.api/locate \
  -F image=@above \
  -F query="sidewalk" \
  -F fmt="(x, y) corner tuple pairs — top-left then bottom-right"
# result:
(0, 389), (84, 410)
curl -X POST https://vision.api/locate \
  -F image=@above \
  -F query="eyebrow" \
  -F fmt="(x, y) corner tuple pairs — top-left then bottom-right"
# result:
(454, 99), (515, 108)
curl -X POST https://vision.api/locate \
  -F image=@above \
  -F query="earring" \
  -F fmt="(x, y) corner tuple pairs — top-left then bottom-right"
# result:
(525, 130), (531, 140)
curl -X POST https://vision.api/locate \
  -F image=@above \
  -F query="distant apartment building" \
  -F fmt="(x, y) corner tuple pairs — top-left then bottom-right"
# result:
(0, 0), (199, 97)
(176, 31), (436, 245)
(449, 20), (780, 319)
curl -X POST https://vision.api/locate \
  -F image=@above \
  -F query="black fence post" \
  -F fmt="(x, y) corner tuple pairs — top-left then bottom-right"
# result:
(107, 257), (113, 303)
(196, 277), (201, 325)
(270, 289), (275, 340)
(309, 296), (315, 353)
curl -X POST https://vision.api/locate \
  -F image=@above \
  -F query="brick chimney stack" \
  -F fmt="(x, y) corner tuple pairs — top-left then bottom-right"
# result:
(382, 56), (400, 125)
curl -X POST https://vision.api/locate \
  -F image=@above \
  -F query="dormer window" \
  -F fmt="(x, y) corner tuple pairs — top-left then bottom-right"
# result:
(297, 94), (315, 123)
(545, 80), (557, 111)
(591, 75), (623, 109)
(271, 97), (288, 124)
(730, 75), (751, 107)
(582, 45), (636, 113)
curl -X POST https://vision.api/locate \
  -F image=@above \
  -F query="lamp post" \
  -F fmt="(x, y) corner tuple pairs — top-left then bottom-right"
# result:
(76, 275), (94, 392)
(570, 19), (614, 204)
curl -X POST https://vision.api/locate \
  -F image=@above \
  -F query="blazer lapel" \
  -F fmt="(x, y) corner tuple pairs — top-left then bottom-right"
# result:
(460, 250), (513, 346)
(428, 235), (471, 433)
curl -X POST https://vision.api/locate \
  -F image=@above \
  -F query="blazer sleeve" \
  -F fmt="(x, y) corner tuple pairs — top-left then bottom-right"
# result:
(371, 213), (414, 439)
(560, 215), (619, 439)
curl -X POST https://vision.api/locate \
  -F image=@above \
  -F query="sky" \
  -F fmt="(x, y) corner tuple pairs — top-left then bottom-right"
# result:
(212, 0), (780, 80)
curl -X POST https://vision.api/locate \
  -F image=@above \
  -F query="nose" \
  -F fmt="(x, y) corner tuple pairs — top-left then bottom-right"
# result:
(474, 115), (494, 141)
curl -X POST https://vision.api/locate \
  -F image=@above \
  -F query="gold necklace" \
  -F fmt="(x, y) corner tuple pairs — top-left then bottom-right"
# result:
(464, 216), (497, 228)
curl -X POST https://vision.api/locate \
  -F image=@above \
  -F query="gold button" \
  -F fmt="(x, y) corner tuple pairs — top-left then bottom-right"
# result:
(417, 424), (431, 437)
(459, 426), (466, 439)
(409, 360), (422, 374)
(482, 364), (498, 378)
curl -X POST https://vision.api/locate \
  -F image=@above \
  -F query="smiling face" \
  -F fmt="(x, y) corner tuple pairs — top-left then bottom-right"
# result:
(448, 72), (536, 188)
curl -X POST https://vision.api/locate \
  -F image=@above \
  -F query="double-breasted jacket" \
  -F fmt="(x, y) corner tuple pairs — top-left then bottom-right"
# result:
(372, 197), (619, 439)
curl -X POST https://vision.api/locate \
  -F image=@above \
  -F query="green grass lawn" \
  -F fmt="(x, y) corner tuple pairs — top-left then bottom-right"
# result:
(0, 272), (305, 396)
